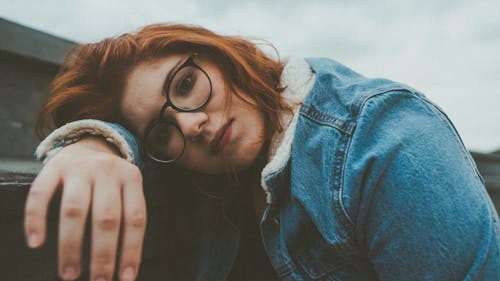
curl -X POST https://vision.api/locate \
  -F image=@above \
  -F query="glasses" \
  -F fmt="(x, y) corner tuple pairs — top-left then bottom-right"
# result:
(143, 54), (212, 163)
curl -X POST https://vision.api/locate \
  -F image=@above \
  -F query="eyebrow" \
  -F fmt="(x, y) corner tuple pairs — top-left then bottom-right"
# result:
(142, 57), (185, 139)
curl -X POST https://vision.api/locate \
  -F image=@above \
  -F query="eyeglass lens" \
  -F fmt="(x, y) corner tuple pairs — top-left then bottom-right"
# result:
(145, 63), (211, 162)
(168, 65), (211, 110)
(146, 122), (184, 161)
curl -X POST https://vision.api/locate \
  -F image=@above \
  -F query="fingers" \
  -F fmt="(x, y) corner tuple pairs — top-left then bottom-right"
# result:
(58, 177), (92, 280)
(119, 170), (146, 281)
(90, 177), (122, 281)
(24, 165), (61, 248)
(25, 144), (144, 281)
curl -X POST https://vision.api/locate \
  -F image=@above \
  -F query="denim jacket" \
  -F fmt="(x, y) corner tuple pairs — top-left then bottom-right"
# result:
(36, 57), (500, 280)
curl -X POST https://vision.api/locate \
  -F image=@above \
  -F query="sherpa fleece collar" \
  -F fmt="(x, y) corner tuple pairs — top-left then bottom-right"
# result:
(261, 56), (315, 203)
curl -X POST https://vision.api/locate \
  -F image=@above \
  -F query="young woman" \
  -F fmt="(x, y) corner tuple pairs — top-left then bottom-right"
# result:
(24, 24), (500, 281)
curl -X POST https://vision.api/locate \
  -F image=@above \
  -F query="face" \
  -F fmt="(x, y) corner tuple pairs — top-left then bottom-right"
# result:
(120, 54), (266, 174)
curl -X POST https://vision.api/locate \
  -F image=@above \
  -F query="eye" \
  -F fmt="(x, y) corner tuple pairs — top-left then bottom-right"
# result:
(175, 71), (196, 97)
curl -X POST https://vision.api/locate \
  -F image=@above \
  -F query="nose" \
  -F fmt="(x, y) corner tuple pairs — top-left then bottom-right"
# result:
(172, 111), (208, 138)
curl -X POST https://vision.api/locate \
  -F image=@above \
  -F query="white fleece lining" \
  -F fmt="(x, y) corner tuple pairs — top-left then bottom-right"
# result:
(261, 57), (315, 203)
(35, 119), (134, 164)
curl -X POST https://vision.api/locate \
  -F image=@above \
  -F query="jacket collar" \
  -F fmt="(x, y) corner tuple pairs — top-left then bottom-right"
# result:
(261, 56), (315, 203)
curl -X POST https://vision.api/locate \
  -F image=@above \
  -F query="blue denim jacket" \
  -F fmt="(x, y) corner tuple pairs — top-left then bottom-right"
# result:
(40, 58), (500, 280)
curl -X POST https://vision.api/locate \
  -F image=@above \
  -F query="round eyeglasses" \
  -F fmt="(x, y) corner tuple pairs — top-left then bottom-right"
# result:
(143, 54), (212, 163)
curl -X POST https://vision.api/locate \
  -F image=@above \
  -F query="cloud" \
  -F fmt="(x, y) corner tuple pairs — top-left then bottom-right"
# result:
(1, 0), (499, 151)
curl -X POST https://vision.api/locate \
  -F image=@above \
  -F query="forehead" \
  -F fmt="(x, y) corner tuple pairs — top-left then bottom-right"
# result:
(120, 54), (184, 137)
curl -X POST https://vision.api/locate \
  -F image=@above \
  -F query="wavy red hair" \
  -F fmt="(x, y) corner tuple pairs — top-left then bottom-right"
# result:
(36, 23), (289, 141)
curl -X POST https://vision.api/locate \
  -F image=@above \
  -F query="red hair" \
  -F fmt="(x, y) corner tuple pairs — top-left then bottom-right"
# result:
(37, 23), (289, 140)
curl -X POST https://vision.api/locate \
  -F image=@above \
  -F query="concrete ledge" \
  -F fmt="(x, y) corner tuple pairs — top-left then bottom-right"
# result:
(0, 152), (499, 279)
(0, 159), (42, 174)
(471, 152), (500, 190)
(0, 171), (171, 281)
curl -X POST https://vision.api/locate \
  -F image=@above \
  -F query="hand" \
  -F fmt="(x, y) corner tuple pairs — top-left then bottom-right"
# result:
(24, 137), (146, 281)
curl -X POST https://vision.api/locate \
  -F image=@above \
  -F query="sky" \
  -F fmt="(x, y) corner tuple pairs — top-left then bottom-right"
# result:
(1, 0), (499, 152)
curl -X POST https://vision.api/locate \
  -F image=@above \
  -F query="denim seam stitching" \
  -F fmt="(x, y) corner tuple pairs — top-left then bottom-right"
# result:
(299, 105), (355, 135)
(350, 87), (418, 116)
(337, 131), (356, 228)
(277, 205), (296, 275)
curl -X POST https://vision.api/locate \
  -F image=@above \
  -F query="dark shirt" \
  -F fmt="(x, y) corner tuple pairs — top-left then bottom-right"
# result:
(225, 179), (278, 281)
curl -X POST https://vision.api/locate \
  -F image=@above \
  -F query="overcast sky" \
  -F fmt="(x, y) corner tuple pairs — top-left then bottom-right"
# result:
(2, 0), (499, 152)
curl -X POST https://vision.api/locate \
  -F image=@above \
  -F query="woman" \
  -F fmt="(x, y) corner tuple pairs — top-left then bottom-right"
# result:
(24, 24), (500, 281)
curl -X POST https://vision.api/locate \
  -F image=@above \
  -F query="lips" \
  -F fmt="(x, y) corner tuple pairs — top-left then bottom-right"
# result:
(210, 119), (234, 154)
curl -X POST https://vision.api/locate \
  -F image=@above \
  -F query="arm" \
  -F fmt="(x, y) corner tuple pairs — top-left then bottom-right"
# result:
(344, 91), (500, 280)
(25, 119), (146, 281)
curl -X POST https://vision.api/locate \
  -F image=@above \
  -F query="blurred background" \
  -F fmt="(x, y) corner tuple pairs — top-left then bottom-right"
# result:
(0, 0), (499, 179)
(2, 0), (500, 154)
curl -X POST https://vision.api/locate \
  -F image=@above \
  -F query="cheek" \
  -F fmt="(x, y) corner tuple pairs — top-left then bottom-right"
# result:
(121, 94), (164, 135)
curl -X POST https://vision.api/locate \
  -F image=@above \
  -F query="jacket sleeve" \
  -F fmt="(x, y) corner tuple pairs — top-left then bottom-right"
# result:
(35, 119), (144, 170)
(344, 91), (500, 280)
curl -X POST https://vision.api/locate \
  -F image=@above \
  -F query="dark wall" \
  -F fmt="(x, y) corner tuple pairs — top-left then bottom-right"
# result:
(0, 51), (59, 159)
(471, 152), (500, 211)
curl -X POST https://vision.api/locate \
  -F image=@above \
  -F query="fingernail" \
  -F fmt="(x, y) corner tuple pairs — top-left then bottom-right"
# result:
(95, 277), (107, 281)
(27, 233), (39, 247)
(122, 266), (135, 281)
(63, 265), (77, 279)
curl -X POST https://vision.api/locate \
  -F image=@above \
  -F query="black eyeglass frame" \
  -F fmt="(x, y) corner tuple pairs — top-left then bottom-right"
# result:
(142, 53), (213, 163)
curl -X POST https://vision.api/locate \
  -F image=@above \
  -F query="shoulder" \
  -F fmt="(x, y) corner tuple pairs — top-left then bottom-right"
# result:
(296, 58), (421, 135)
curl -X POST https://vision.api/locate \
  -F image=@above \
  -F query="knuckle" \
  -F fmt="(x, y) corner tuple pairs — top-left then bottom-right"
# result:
(95, 213), (120, 231)
(27, 188), (46, 202)
(92, 253), (115, 268)
(25, 209), (43, 228)
(25, 206), (41, 220)
(122, 244), (143, 257)
(121, 255), (141, 268)
(62, 203), (86, 219)
(126, 210), (147, 228)
(60, 243), (79, 259)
